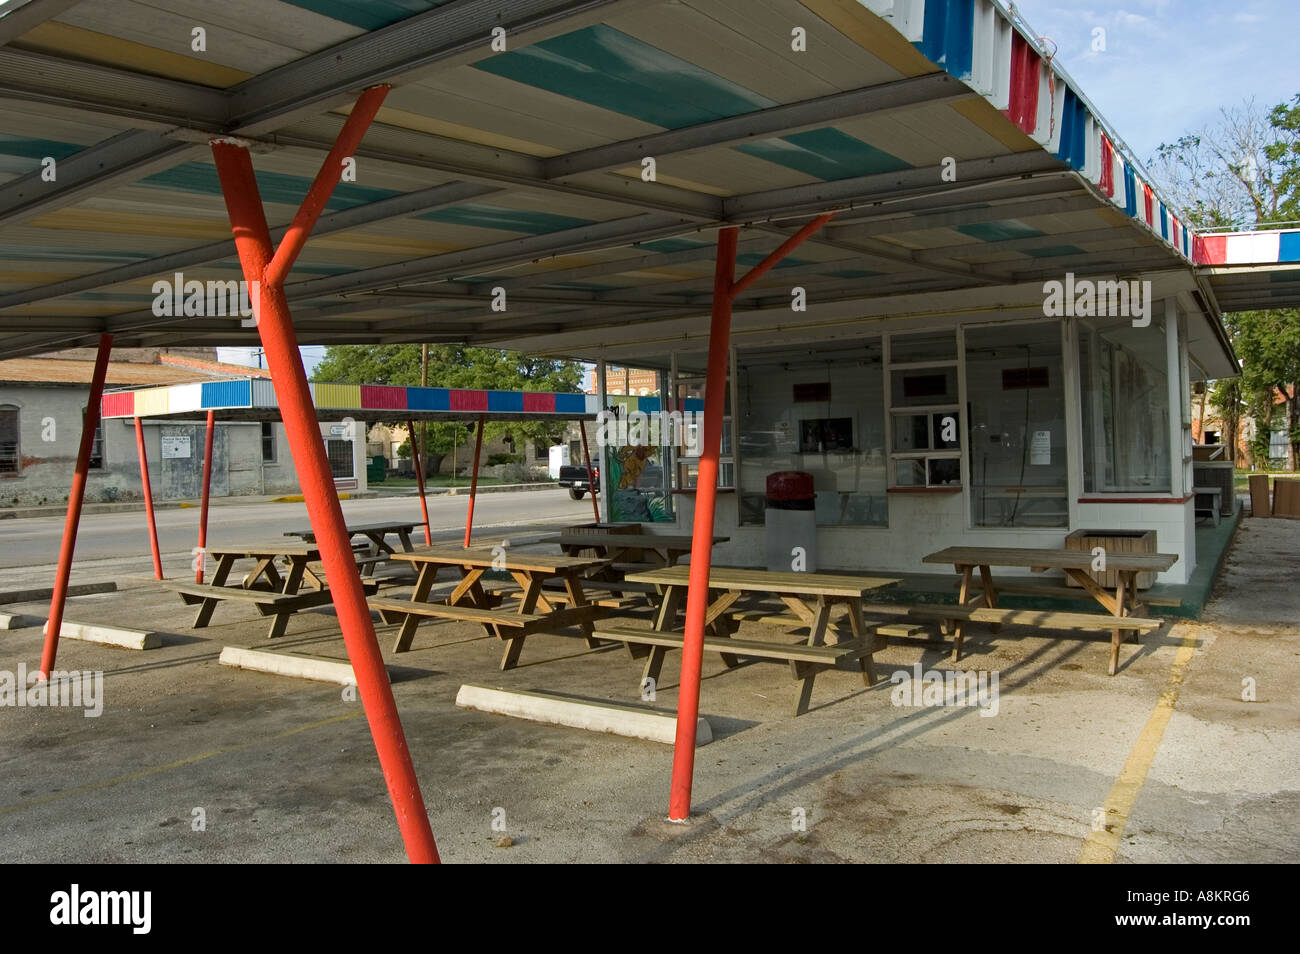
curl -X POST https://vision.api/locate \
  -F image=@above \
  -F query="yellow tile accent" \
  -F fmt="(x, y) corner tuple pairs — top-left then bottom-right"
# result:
(311, 383), (362, 409)
(613, 167), (733, 197)
(949, 98), (1039, 153)
(132, 387), (171, 417)
(29, 208), (233, 240)
(336, 104), (562, 158)
(17, 22), (250, 88)
(798, 0), (935, 77)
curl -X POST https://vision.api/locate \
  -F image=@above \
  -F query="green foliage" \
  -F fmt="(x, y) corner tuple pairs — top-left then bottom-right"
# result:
(1152, 93), (1300, 469)
(1266, 94), (1300, 223)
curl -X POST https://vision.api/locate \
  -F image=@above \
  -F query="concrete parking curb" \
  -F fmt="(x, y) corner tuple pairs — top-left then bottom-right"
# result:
(45, 620), (160, 650)
(456, 683), (712, 745)
(219, 646), (382, 685)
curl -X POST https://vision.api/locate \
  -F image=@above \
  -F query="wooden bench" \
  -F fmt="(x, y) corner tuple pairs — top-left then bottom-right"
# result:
(171, 580), (378, 639)
(368, 597), (610, 669)
(499, 589), (642, 611)
(1193, 486), (1223, 526)
(865, 602), (1164, 667)
(953, 579), (1182, 608)
(594, 624), (874, 716)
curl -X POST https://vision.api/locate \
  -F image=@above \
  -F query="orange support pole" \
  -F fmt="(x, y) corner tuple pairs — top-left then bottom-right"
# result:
(39, 332), (112, 679)
(134, 416), (163, 581)
(464, 415), (485, 548)
(580, 418), (599, 524)
(669, 213), (834, 821)
(196, 410), (215, 583)
(668, 226), (737, 821)
(407, 417), (431, 545)
(210, 86), (440, 865)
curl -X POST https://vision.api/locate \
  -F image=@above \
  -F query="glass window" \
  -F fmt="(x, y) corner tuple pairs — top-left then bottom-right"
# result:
(0, 405), (17, 474)
(889, 330), (958, 364)
(261, 421), (276, 462)
(326, 438), (353, 478)
(966, 323), (1068, 527)
(1080, 317), (1171, 493)
(887, 331), (961, 489)
(736, 340), (887, 527)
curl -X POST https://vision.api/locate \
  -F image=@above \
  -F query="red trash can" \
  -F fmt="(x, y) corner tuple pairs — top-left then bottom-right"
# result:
(765, 471), (817, 571)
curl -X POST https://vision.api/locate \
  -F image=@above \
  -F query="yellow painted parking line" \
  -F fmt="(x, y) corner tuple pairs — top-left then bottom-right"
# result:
(0, 711), (362, 817)
(1078, 634), (1199, 863)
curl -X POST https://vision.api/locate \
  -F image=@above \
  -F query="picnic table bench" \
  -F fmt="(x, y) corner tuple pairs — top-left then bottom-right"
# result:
(595, 565), (899, 715)
(373, 547), (611, 669)
(170, 544), (377, 638)
(540, 532), (729, 569)
(1193, 487), (1223, 526)
(285, 520), (417, 575)
(917, 545), (1177, 674)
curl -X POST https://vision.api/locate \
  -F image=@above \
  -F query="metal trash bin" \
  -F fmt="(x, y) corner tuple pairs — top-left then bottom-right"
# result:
(765, 471), (817, 572)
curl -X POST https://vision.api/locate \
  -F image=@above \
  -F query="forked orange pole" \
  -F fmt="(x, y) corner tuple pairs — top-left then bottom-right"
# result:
(407, 417), (431, 545)
(670, 214), (834, 820)
(210, 85), (439, 864)
(39, 333), (112, 678)
(134, 416), (163, 580)
(464, 415), (485, 547)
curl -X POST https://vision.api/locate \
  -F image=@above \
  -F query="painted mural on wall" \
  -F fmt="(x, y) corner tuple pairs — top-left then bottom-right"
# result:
(606, 443), (672, 523)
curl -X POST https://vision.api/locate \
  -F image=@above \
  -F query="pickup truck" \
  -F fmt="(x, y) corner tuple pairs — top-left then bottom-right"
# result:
(557, 464), (599, 500)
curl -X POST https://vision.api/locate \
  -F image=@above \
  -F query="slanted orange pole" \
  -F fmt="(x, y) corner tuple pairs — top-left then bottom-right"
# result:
(39, 333), (112, 679)
(580, 419), (599, 523)
(407, 417), (431, 545)
(196, 410), (215, 583)
(211, 85), (440, 865)
(670, 214), (834, 821)
(464, 415), (485, 547)
(134, 416), (163, 580)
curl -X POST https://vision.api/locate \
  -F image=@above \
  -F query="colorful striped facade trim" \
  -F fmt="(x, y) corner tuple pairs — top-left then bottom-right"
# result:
(100, 379), (701, 420)
(866, 0), (1192, 261)
(1194, 230), (1300, 266)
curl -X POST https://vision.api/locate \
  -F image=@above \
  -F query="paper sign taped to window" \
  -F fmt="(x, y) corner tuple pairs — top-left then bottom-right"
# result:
(1030, 430), (1051, 465)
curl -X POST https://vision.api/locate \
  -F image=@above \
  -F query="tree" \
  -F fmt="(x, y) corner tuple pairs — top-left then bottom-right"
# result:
(1150, 95), (1300, 469)
(311, 344), (584, 473)
(1234, 310), (1300, 468)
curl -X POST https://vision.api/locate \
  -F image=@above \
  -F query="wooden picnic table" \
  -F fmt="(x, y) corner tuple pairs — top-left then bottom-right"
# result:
(540, 532), (729, 568)
(372, 546), (612, 669)
(170, 543), (376, 639)
(285, 520), (416, 575)
(920, 545), (1177, 674)
(603, 564), (899, 714)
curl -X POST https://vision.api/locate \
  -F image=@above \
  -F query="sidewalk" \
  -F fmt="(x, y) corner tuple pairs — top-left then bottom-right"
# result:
(0, 481), (562, 520)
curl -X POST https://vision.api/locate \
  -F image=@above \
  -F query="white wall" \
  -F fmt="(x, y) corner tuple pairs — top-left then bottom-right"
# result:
(666, 305), (1198, 586)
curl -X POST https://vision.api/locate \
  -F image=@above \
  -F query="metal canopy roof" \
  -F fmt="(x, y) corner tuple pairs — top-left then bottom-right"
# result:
(0, 0), (1241, 374)
(1194, 229), (1300, 312)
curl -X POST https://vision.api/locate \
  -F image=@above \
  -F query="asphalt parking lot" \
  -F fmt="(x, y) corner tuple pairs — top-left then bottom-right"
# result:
(0, 496), (1296, 863)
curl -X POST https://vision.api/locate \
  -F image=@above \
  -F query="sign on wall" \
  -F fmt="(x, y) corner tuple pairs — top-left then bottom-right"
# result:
(160, 435), (192, 459)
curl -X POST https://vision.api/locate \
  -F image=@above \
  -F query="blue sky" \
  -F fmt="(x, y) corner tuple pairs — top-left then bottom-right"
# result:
(1008, 0), (1299, 162)
(217, 345), (326, 375)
